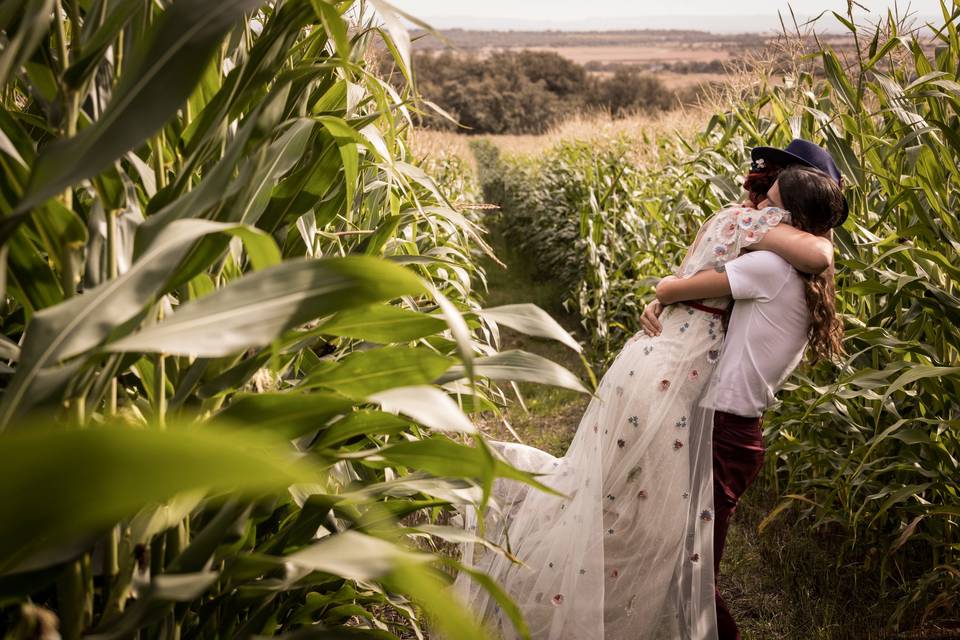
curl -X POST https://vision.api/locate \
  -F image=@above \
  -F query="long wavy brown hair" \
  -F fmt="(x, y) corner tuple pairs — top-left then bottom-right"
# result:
(774, 165), (847, 363)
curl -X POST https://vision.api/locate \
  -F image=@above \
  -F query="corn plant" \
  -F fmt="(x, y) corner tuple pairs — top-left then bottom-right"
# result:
(474, 133), (715, 358)
(0, 1), (589, 638)
(473, 4), (960, 626)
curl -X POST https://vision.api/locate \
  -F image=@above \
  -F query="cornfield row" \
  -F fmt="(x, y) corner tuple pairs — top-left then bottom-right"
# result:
(474, 5), (960, 626)
(0, 1), (587, 638)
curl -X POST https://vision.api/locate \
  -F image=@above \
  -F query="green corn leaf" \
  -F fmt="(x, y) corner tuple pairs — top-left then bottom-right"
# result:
(0, 424), (322, 570)
(0, 0), (53, 89)
(437, 350), (590, 394)
(311, 410), (411, 450)
(477, 303), (582, 353)
(304, 346), (454, 398)
(218, 392), (357, 439)
(0, 220), (282, 429)
(106, 256), (428, 357)
(10, 0), (265, 223)
(286, 531), (430, 581)
(368, 385), (475, 434)
(318, 304), (448, 342)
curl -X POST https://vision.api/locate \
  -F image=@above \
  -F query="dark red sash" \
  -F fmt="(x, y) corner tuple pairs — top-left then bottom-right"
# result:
(682, 301), (727, 317)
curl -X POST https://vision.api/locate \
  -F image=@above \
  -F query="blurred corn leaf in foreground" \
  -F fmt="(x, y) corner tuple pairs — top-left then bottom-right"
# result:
(0, 0), (586, 637)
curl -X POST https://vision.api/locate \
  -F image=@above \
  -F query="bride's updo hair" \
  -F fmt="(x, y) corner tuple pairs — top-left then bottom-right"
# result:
(743, 163), (783, 206)
(776, 165), (847, 363)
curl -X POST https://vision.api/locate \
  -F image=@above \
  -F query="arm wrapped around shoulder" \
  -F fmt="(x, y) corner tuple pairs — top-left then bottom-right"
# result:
(655, 270), (731, 305)
(675, 205), (791, 278)
(748, 225), (834, 275)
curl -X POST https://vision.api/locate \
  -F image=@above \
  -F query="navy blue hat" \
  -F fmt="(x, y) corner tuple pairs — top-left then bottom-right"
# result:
(751, 138), (848, 226)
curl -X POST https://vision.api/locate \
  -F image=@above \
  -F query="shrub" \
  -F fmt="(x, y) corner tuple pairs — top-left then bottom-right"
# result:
(391, 50), (680, 134)
(587, 69), (676, 117)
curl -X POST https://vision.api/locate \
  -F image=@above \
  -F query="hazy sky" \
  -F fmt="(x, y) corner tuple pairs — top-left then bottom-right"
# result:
(390, 0), (945, 31)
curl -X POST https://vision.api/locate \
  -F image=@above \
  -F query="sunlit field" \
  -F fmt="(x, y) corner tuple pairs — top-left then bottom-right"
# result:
(1, 1), (958, 639)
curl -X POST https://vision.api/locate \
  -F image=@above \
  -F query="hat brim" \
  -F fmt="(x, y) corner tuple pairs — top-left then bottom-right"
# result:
(751, 146), (817, 170)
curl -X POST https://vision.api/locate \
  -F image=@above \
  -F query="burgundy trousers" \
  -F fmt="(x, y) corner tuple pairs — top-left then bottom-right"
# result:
(712, 410), (765, 640)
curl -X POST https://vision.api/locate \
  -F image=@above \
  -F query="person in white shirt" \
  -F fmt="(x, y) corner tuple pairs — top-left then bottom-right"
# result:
(647, 153), (848, 639)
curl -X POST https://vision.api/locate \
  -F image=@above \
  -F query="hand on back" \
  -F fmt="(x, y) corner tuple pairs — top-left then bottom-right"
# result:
(640, 299), (664, 337)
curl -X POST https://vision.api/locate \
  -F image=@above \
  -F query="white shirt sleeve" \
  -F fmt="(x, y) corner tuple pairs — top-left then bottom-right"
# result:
(725, 250), (793, 302)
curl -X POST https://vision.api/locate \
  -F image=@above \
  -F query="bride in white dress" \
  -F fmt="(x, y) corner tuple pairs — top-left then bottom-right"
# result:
(454, 171), (835, 639)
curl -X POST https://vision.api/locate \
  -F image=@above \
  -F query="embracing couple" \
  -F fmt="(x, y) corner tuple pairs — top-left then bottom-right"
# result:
(454, 139), (848, 640)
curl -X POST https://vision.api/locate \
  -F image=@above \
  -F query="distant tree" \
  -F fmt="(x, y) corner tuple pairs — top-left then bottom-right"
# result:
(513, 50), (588, 97)
(403, 50), (571, 134)
(440, 65), (564, 134)
(588, 69), (674, 117)
(389, 49), (680, 133)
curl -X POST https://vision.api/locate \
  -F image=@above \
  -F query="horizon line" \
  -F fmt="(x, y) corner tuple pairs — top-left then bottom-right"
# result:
(403, 12), (940, 34)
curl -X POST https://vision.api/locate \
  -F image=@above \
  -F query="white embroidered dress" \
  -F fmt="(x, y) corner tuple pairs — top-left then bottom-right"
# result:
(453, 205), (790, 640)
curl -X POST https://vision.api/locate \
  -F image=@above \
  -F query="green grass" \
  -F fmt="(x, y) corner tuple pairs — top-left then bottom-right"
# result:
(723, 486), (893, 640)
(474, 225), (592, 455)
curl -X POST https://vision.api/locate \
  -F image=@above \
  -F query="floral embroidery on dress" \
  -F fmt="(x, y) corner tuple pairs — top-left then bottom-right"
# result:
(607, 528), (614, 534)
(675, 416), (688, 428)
(552, 594), (564, 606)
(690, 553), (700, 563)
(680, 322), (690, 333)
(593, 424), (599, 433)
(676, 205), (790, 278)
(615, 385), (624, 396)
(682, 491), (690, 499)
(627, 415), (639, 427)
(673, 439), (684, 450)
(700, 509), (714, 521)
(688, 369), (700, 381)
(658, 379), (671, 391)
(643, 345), (654, 355)
(606, 494), (616, 501)
(707, 349), (721, 364)
(720, 220), (737, 241)
(628, 370), (635, 376)
(610, 568), (620, 578)
(627, 464), (643, 482)
(617, 438), (626, 448)
(636, 490), (648, 499)
(579, 568), (586, 575)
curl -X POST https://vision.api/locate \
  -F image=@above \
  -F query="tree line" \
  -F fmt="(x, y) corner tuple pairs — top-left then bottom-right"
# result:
(381, 50), (706, 135)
